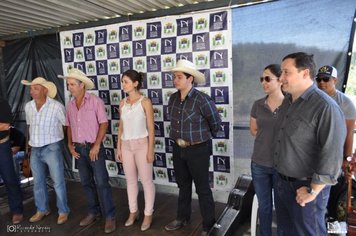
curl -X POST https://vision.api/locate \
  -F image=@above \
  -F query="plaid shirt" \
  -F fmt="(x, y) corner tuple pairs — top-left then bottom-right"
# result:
(168, 88), (221, 143)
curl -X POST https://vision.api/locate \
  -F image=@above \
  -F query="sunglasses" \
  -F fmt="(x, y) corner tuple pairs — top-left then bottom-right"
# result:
(316, 77), (331, 83)
(260, 76), (277, 83)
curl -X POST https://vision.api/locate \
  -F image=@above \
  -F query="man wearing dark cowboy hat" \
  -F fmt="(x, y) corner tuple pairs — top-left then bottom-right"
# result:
(164, 59), (221, 236)
(22, 77), (70, 225)
(59, 68), (116, 234)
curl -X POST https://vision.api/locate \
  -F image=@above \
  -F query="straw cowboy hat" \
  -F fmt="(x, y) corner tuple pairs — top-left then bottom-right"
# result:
(58, 68), (94, 90)
(171, 59), (205, 84)
(21, 77), (57, 98)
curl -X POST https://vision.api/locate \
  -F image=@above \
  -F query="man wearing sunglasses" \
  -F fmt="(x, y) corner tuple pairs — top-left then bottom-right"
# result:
(316, 65), (356, 219)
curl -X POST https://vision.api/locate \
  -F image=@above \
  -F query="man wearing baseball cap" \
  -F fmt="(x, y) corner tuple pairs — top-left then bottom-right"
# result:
(22, 77), (70, 225)
(164, 59), (221, 235)
(316, 65), (356, 218)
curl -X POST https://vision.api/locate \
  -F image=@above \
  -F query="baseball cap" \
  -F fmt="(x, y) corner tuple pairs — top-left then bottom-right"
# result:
(316, 65), (337, 78)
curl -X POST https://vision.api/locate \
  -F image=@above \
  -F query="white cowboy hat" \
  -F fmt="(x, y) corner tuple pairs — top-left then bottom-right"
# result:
(171, 59), (205, 84)
(21, 77), (57, 98)
(58, 68), (94, 90)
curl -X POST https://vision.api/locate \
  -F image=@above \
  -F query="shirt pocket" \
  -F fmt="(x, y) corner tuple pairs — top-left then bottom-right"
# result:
(285, 116), (313, 143)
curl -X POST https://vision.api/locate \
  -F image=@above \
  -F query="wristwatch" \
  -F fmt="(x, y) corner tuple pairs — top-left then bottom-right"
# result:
(308, 187), (318, 196)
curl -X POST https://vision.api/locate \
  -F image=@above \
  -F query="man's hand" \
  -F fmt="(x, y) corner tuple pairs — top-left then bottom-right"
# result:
(0, 123), (10, 131)
(296, 186), (317, 207)
(89, 143), (100, 161)
(68, 144), (80, 159)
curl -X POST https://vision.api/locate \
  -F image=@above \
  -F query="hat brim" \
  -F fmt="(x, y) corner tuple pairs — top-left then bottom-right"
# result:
(58, 74), (95, 90)
(316, 73), (333, 78)
(171, 67), (205, 84)
(21, 80), (57, 98)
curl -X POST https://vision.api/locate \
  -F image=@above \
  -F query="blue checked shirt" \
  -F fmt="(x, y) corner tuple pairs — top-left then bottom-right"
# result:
(168, 88), (221, 143)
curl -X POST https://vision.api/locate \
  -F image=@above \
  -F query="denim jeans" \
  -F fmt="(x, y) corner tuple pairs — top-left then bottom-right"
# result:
(251, 162), (276, 236)
(0, 140), (23, 214)
(31, 140), (69, 214)
(172, 141), (215, 231)
(75, 143), (115, 219)
(274, 173), (331, 236)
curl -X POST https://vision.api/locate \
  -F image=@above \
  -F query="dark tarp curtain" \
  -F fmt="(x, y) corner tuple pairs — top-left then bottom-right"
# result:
(2, 34), (73, 179)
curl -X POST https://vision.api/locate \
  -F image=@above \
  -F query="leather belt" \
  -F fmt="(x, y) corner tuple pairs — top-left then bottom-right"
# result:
(0, 135), (10, 144)
(74, 142), (93, 147)
(176, 138), (203, 148)
(278, 173), (311, 182)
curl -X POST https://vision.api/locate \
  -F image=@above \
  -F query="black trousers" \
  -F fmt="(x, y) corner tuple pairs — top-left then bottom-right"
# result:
(172, 141), (215, 231)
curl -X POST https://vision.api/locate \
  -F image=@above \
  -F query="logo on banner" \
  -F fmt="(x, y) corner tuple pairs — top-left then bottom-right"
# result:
(75, 49), (84, 60)
(134, 26), (145, 38)
(162, 72), (174, 88)
(216, 122), (229, 139)
(176, 53), (193, 62)
(213, 70), (226, 83)
(147, 56), (161, 72)
(96, 60), (108, 75)
(64, 49), (74, 62)
(63, 36), (72, 46)
(84, 46), (95, 61)
(87, 62), (96, 74)
(66, 64), (73, 73)
(165, 138), (174, 153)
(167, 168), (175, 182)
(162, 56), (175, 69)
(155, 168), (167, 179)
(74, 62), (86, 73)
(108, 61), (119, 73)
(215, 174), (228, 186)
(195, 18), (208, 30)
(211, 86), (229, 104)
(210, 11), (227, 31)
(193, 33), (209, 51)
(163, 22), (175, 35)
(119, 25), (132, 42)
(154, 139), (164, 150)
(111, 92), (120, 103)
(99, 90), (110, 105)
(212, 33), (225, 46)
(134, 58), (145, 71)
(148, 40), (160, 53)
(111, 120), (119, 133)
(120, 58), (133, 73)
(133, 40), (146, 57)
(96, 46), (106, 58)
(104, 136), (113, 147)
(107, 43), (120, 59)
(161, 37), (176, 54)
(121, 43), (131, 56)
(163, 90), (174, 104)
(95, 29), (107, 44)
(98, 76), (108, 88)
(215, 140), (228, 154)
(177, 17), (193, 35)
(154, 153), (166, 167)
(154, 122), (164, 137)
(195, 54), (208, 66)
(85, 33), (94, 44)
(178, 37), (190, 50)
(148, 89), (162, 105)
(108, 30), (118, 41)
(73, 32), (84, 47)
(109, 75), (120, 89)
(217, 106), (228, 119)
(147, 22), (161, 39)
(111, 106), (120, 120)
(214, 156), (230, 172)
(148, 74), (160, 87)
(153, 107), (162, 119)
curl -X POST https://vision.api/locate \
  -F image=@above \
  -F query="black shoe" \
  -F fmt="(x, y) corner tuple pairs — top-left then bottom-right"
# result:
(165, 219), (189, 231)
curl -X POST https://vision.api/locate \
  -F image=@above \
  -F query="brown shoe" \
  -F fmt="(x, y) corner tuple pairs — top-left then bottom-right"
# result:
(105, 218), (116, 234)
(79, 214), (97, 226)
(12, 213), (23, 224)
(124, 211), (139, 226)
(29, 211), (50, 223)
(141, 214), (152, 231)
(57, 213), (69, 225)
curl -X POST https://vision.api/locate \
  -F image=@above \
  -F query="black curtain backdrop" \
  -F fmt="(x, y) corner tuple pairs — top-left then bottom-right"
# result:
(3, 34), (64, 126)
(3, 34), (73, 179)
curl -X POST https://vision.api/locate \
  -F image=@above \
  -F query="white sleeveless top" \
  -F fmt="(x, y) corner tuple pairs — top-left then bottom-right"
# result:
(120, 96), (148, 140)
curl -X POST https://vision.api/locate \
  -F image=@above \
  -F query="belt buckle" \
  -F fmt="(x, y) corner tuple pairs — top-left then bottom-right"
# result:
(176, 138), (189, 148)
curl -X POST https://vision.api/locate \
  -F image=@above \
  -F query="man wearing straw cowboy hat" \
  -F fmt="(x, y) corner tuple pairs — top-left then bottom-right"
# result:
(59, 68), (116, 233)
(21, 77), (70, 225)
(165, 59), (221, 236)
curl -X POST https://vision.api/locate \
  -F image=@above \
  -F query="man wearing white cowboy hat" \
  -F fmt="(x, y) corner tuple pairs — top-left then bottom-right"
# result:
(165, 59), (221, 235)
(59, 68), (116, 233)
(21, 77), (70, 225)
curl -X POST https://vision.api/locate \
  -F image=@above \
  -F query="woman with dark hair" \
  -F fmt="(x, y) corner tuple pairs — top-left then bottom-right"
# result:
(116, 70), (155, 231)
(250, 64), (284, 236)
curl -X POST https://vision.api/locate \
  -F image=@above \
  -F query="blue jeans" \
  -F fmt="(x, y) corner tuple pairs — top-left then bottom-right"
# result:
(251, 162), (276, 236)
(274, 173), (330, 236)
(31, 140), (69, 214)
(172, 141), (215, 231)
(75, 143), (115, 219)
(0, 140), (23, 214)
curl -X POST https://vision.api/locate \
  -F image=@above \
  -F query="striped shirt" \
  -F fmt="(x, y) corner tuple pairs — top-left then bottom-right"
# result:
(65, 92), (108, 143)
(168, 88), (221, 143)
(25, 97), (65, 147)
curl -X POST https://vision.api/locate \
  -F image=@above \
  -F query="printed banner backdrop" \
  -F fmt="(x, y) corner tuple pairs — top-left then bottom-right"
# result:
(60, 9), (234, 190)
